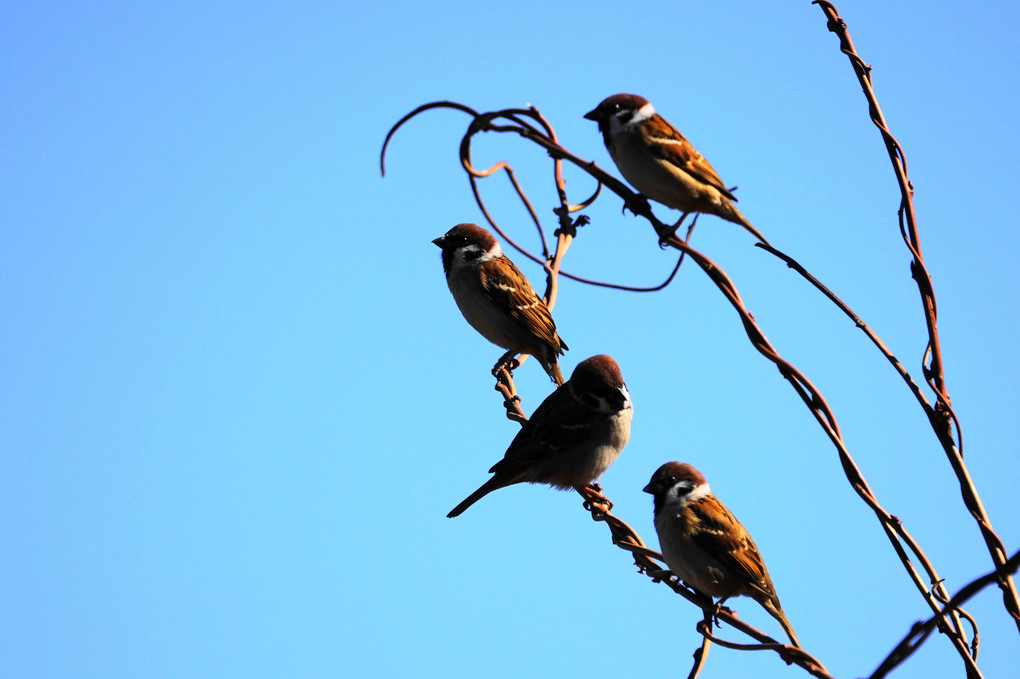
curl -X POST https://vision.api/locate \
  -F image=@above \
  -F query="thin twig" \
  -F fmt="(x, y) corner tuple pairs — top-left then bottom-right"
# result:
(381, 102), (691, 293)
(814, 0), (1020, 636)
(661, 233), (981, 679)
(757, 242), (930, 410)
(687, 617), (712, 679)
(383, 87), (985, 675)
(869, 549), (1020, 679)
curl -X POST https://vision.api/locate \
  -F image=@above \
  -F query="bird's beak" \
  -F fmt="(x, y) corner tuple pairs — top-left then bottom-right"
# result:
(642, 483), (654, 494)
(583, 108), (599, 121)
(432, 236), (445, 248)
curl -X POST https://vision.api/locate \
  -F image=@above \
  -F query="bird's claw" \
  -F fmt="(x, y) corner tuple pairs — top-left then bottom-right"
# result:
(710, 600), (735, 629)
(647, 567), (671, 583)
(658, 213), (691, 248)
(623, 193), (651, 217)
(658, 228), (680, 249)
(580, 483), (613, 512)
(492, 356), (521, 378)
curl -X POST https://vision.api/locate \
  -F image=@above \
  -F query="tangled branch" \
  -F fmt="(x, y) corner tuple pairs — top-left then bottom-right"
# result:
(381, 96), (982, 674)
(382, 101), (687, 294)
(869, 549), (1020, 679)
(814, 0), (1020, 635)
(380, 6), (1018, 674)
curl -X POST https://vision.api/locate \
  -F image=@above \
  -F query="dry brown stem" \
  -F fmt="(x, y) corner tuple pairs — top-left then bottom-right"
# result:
(381, 96), (983, 674)
(687, 625), (712, 679)
(380, 8), (1014, 669)
(381, 101), (688, 293)
(869, 549), (1020, 678)
(814, 0), (1020, 635)
(660, 232), (980, 677)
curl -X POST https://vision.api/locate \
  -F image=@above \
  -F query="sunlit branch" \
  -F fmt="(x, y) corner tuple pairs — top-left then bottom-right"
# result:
(380, 32), (996, 669)
(814, 0), (1020, 636)
(869, 549), (1020, 678)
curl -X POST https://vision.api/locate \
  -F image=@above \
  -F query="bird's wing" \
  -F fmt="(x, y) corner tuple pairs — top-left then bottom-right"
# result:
(478, 256), (565, 352)
(689, 496), (777, 599)
(489, 385), (593, 475)
(643, 115), (737, 201)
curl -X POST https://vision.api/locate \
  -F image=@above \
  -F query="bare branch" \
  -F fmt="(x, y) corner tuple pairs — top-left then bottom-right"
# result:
(814, 0), (1020, 635)
(382, 32), (1008, 669)
(660, 233), (981, 678)
(687, 624), (712, 679)
(870, 549), (1020, 678)
(381, 102), (691, 293)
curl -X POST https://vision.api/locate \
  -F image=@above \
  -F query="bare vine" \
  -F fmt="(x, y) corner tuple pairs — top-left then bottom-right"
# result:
(379, 2), (1016, 675)
(812, 0), (1020, 633)
(869, 549), (1020, 679)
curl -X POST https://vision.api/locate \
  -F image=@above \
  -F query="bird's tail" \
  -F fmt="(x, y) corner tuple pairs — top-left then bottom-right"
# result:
(547, 362), (565, 387)
(447, 477), (506, 518)
(725, 204), (771, 246)
(763, 597), (800, 648)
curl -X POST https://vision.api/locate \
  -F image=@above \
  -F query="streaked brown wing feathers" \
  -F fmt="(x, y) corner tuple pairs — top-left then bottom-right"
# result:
(490, 389), (592, 475)
(645, 116), (736, 200)
(479, 257), (562, 352)
(690, 497), (776, 598)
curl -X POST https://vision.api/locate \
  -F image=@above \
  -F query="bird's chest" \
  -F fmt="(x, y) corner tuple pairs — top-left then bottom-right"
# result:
(609, 134), (702, 209)
(446, 268), (517, 348)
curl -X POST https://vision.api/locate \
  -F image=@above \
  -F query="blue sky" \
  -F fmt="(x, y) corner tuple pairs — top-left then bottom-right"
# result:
(3, 1), (1018, 677)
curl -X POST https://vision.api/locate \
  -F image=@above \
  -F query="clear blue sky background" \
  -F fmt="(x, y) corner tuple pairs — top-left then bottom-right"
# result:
(3, 2), (1018, 677)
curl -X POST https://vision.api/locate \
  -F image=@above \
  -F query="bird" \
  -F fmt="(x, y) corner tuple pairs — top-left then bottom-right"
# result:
(448, 354), (632, 518)
(584, 93), (769, 245)
(433, 223), (568, 386)
(642, 461), (799, 647)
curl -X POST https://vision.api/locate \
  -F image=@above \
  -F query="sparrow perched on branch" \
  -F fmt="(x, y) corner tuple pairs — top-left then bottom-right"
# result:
(434, 223), (568, 386)
(448, 354), (632, 518)
(643, 461), (799, 647)
(584, 93), (769, 244)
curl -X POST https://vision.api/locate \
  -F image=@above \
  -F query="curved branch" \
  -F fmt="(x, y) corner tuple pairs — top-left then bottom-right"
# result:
(382, 101), (692, 293)
(869, 549), (1020, 679)
(814, 0), (1020, 635)
(383, 92), (987, 674)
(659, 232), (980, 677)
(380, 100), (480, 176)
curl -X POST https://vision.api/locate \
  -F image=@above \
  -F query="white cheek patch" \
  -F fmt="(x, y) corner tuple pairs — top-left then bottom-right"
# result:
(452, 247), (479, 269)
(610, 102), (656, 135)
(667, 481), (711, 505)
(618, 384), (632, 409)
(632, 102), (656, 124)
(454, 243), (501, 268)
(686, 483), (711, 503)
(476, 247), (500, 263)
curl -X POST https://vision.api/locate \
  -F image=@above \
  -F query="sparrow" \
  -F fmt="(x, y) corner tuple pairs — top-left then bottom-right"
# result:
(448, 354), (632, 517)
(584, 93), (769, 245)
(434, 223), (568, 386)
(643, 461), (799, 647)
